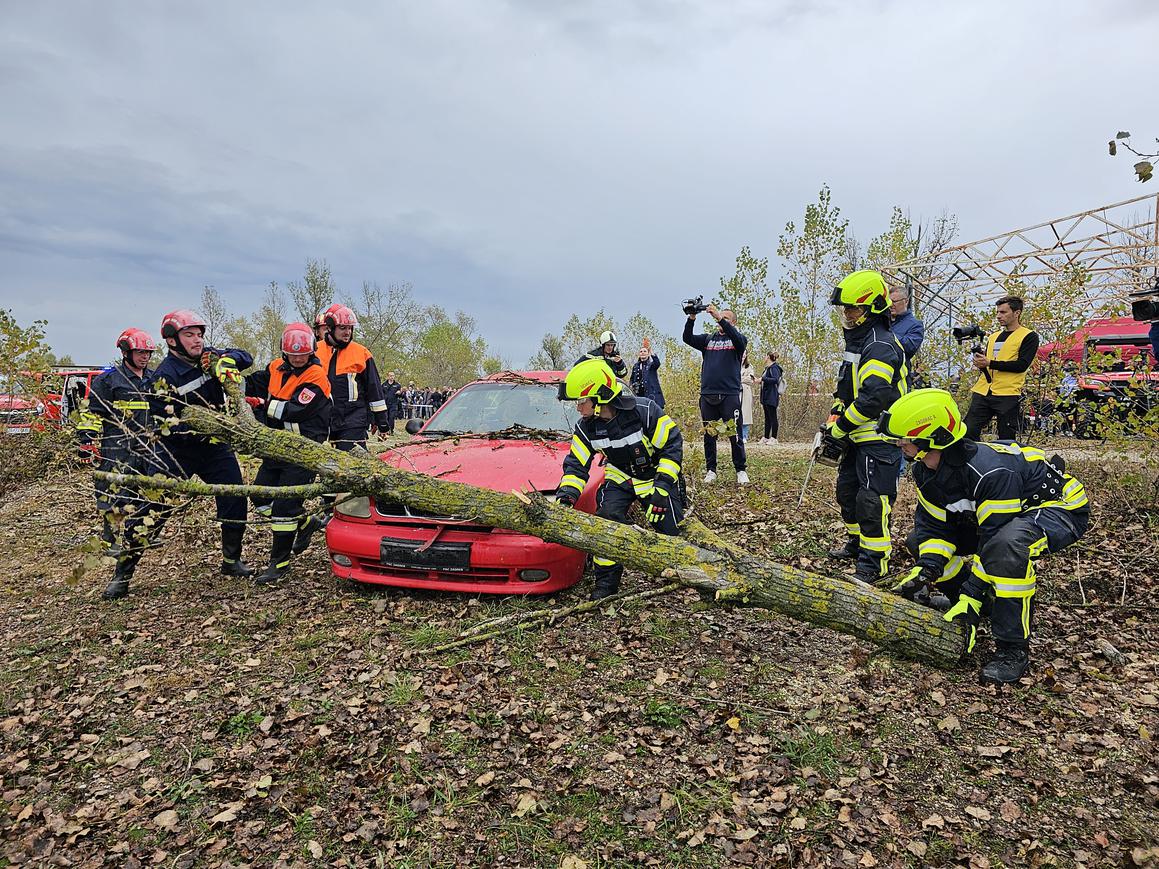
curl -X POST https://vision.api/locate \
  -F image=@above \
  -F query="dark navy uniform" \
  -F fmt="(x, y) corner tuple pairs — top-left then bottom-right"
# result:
(908, 440), (1089, 646)
(150, 346), (253, 568)
(556, 395), (684, 597)
(828, 318), (909, 579)
(89, 362), (168, 552)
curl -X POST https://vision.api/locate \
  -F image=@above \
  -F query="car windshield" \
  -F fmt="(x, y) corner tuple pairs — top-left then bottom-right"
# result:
(423, 382), (578, 436)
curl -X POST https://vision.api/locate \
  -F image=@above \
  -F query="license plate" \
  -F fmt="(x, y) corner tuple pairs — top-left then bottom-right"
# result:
(380, 537), (472, 572)
(2, 426), (30, 435)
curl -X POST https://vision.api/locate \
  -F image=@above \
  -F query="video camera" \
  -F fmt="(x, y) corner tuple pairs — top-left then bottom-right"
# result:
(952, 323), (986, 356)
(1130, 276), (1159, 322)
(682, 295), (710, 316)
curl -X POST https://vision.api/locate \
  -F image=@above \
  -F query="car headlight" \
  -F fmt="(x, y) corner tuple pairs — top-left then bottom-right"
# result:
(334, 494), (371, 518)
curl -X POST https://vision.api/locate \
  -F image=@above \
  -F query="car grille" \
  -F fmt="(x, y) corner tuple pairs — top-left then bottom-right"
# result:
(355, 561), (511, 582)
(373, 501), (493, 531)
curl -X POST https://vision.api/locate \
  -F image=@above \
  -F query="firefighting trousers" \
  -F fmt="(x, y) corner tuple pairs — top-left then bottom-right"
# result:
(835, 443), (900, 578)
(252, 458), (318, 534)
(329, 427), (368, 452)
(161, 441), (247, 526)
(592, 478), (684, 594)
(908, 506), (1088, 644)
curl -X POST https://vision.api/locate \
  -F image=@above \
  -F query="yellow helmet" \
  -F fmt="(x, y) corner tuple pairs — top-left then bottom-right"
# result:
(558, 358), (622, 404)
(876, 389), (967, 451)
(830, 270), (890, 316)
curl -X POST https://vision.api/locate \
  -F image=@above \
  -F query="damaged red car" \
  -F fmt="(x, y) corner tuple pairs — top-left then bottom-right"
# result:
(325, 371), (603, 594)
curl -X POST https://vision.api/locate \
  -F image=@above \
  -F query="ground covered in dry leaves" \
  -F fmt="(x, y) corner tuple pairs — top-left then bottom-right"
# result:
(1, 446), (1157, 867)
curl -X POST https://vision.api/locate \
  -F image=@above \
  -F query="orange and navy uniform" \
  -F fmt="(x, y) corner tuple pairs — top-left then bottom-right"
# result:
(246, 358), (332, 443)
(315, 341), (388, 433)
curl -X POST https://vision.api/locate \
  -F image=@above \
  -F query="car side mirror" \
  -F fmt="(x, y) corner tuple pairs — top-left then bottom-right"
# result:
(405, 418), (424, 435)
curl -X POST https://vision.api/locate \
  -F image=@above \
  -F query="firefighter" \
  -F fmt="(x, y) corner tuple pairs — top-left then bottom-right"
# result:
(245, 323), (333, 584)
(312, 312), (329, 346)
(316, 304), (389, 450)
(580, 331), (629, 380)
(554, 358), (685, 600)
(823, 270), (910, 584)
(90, 328), (169, 599)
(877, 388), (1089, 684)
(150, 309), (255, 578)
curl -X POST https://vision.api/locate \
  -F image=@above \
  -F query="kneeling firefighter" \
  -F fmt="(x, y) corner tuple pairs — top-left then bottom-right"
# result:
(823, 270), (909, 584)
(244, 323), (333, 584)
(877, 388), (1090, 684)
(554, 358), (685, 600)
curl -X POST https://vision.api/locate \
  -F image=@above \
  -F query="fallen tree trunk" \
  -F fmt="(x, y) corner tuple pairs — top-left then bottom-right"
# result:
(146, 389), (967, 668)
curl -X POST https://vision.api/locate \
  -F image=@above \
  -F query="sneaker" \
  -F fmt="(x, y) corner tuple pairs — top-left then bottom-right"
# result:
(736, 471), (750, 485)
(769, 437), (778, 445)
(703, 471), (717, 484)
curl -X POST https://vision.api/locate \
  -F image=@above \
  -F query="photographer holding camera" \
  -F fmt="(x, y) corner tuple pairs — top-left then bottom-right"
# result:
(682, 298), (749, 485)
(963, 296), (1039, 442)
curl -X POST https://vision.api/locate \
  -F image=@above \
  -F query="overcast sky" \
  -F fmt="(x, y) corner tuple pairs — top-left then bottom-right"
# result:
(1, 0), (1156, 367)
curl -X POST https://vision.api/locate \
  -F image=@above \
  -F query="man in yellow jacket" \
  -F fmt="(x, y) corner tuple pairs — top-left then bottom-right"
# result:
(964, 296), (1039, 441)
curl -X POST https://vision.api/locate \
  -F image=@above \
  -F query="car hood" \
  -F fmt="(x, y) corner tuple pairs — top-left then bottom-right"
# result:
(0, 395), (39, 411)
(380, 437), (569, 492)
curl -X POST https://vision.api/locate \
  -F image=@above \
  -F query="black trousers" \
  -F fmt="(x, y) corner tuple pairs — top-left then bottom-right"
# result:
(163, 441), (247, 525)
(761, 403), (779, 439)
(700, 393), (746, 472)
(835, 443), (900, 578)
(592, 478), (684, 593)
(384, 404), (398, 433)
(965, 393), (1022, 441)
(253, 458), (317, 529)
(330, 427), (368, 452)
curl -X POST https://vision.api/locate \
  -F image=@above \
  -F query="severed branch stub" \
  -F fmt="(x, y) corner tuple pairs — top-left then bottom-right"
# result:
(103, 378), (968, 668)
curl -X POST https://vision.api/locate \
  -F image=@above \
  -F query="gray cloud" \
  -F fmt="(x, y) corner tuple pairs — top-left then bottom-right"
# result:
(0, 0), (1156, 366)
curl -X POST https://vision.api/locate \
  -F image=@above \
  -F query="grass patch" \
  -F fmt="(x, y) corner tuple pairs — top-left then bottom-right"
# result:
(778, 726), (840, 775)
(643, 697), (690, 729)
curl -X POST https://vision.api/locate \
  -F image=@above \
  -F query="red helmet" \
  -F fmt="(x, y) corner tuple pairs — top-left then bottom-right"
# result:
(281, 322), (315, 355)
(323, 304), (358, 329)
(116, 328), (157, 353)
(160, 309), (207, 339)
(314, 312), (327, 328)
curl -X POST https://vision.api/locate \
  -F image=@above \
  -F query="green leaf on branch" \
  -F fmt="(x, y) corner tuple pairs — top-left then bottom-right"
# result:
(1134, 160), (1153, 183)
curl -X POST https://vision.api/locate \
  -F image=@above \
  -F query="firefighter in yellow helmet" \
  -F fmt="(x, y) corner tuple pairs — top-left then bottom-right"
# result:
(823, 270), (910, 584)
(878, 389), (1089, 684)
(555, 359), (684, 599)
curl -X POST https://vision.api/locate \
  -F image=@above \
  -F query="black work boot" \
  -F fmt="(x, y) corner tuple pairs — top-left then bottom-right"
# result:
(980, 643), (1030, 685)
(101, 554), (140, 601)
(590, 581), (620, 601)
(220, 525), (255, 578)
(827, 536), (859, 560)
(292, 515), (324, 556)
(255, 531), (295, 586)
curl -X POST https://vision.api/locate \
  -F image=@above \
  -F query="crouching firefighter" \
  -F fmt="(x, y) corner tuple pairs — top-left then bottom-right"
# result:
(150, 309), (256, 578)
(554, 359), (685, 600)
(824, 270), (909, 585)
(245, 323), (333, 584)
(91, 328), (169, 600)
(877, 389), (1090, 684)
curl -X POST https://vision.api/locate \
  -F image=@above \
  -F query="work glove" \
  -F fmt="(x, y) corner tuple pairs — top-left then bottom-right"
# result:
(374, 412), (389, 430)
(889, 565), (936, 599)
(200, 351), (219, 372)
(554, 491), (578, 508)
(212, 355), (241, 383)
(943, 593), (982, 654)
(244, 396), (264, 409)
(830, 398), (846, 416)
(644, 485), (670, 525)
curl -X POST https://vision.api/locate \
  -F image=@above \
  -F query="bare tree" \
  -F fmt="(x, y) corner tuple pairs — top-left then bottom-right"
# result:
(200, 286), (228, 346)
(286, 259), (337, 325)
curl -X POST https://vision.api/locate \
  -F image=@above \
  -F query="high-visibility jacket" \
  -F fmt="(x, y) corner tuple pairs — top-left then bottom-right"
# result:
(972, 326), (1033, 396)
(89, 362), (167, 476)
(830, 320), (909, 445)
(245, 358), (332, 442)
(315, 340), (388, 432)
(910, 439), (1089, 587)
(556, 395), (682, 501)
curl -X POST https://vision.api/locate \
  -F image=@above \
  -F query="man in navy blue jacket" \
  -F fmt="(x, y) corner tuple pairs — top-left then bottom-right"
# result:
(150, 309), (256, 578)
(889, 286), (925, 385)
(682, 304), (748, 485)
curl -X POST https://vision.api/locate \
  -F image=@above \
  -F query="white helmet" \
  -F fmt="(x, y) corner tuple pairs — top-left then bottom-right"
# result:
(599, 330), (617, 345)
